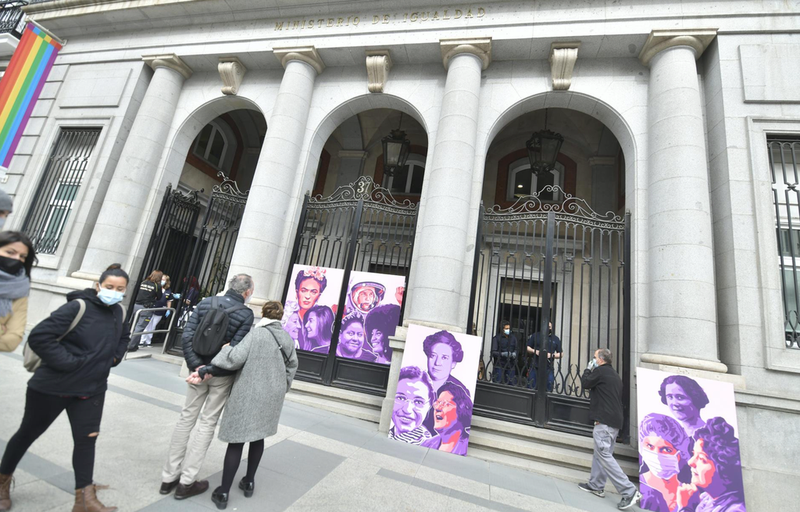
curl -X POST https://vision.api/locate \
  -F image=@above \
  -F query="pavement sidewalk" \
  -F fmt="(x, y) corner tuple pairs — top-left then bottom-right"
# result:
(0, 350), (630, 511)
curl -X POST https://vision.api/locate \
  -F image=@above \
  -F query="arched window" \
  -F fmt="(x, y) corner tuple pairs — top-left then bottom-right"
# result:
(193, 121), (228, 170)
(383, 154), (425, 195)
(507, 157), (565, 202)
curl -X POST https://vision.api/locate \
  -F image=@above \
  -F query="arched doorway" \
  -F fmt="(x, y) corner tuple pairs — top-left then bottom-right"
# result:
(132, 105), (267, 354)
(469, 107), (630, 435)
(286, 108), (428, 394)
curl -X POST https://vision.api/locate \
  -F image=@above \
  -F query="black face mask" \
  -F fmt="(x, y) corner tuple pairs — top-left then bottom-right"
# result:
(0, 256), (24, 276)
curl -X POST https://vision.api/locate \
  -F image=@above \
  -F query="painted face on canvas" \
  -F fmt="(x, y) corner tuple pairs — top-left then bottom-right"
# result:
(286, 313), (303, 340)
(305, 312), (320, 339)
(340, 321), (365, 355)
(433, 390), (458, 431)
(356, 288), (375, 310)
(393, 378), (430, 433)
(664, 383), (700, 422)
(427, 343), (457, 381)
(689, 439), (716, 488)
(371, 329), (386, 354)
(642, 435), (679, 458)
(297, 278), (322, 311)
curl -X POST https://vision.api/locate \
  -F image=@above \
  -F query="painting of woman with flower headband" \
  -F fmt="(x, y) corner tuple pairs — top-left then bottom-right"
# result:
(339, 271), (405, 364)
(281, 265), (344, 354)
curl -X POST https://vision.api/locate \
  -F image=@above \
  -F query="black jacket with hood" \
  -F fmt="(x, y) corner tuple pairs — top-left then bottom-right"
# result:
(182, 288), (254, 377)
(27, 292), (130, 397)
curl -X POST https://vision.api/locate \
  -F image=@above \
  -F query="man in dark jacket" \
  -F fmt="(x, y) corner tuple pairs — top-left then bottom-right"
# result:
(160, 274), (255, 500)
(490, 322), (518, 385)
(578, 348), (641, 510)
(526, 321), (562, 391)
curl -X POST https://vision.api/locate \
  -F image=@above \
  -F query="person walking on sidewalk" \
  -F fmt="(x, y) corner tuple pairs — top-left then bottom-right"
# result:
(188, 300), (298, 509)
(578, 348), (642, 510)
(128, 270), (163, 351)
(0, 267), (131, 512)
(0, 232), (36, 353)
(160, 274), (255, 501)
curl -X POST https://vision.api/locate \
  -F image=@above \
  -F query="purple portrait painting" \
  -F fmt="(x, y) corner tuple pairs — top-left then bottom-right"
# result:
(389, 325), (481, 457)
(336, 271), (405, 365)
(281, 265), (344, 355)
(636, 368), (746, 512)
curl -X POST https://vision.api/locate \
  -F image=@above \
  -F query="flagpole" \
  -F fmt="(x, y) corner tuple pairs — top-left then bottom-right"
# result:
(28, 20), (67, 47)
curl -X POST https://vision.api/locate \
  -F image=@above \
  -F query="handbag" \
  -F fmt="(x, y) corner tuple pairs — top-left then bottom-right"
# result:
(261, 324), (291, 368)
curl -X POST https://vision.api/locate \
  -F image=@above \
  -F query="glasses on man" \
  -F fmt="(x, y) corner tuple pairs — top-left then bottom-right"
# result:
(394, 394), (428, 410)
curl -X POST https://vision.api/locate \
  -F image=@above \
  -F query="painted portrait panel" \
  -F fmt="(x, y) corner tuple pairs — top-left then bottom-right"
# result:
(281, 264), (345, 355)
(636, 368), (746, 512)
(389, 324), (481, 457)
(336, 270), (406, 365)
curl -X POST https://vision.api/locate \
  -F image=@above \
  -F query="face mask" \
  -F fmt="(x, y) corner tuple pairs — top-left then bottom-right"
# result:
(641, 449), (681, 479)
(504, 329), (510, 335)
(97, 288), (124, 306)
(161, 280), (166, 286)
(0, 255), (23, 276)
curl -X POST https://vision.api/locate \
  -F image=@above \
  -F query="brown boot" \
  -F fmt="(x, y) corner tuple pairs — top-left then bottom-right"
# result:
(0, 473), (12, 512)
(72, 484), (116, 512)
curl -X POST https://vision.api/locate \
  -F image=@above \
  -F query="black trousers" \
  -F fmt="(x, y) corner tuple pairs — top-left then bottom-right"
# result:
(0, 387), (106, 489)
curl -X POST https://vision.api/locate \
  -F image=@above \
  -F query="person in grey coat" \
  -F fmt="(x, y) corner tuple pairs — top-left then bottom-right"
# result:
(190, 300), (298, 510)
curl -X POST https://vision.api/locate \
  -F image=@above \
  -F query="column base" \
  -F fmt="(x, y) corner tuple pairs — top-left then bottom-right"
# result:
(640, 353), (746, 391)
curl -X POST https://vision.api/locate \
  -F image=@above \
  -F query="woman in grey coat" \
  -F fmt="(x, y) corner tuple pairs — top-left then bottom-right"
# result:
(193, 300), (298, 510)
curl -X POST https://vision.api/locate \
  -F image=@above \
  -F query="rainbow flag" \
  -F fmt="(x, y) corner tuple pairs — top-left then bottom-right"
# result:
(0, 23), (62, 168)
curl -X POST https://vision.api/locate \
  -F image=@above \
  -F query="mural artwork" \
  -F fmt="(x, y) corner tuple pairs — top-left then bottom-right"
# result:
(281, 265), (345, 355)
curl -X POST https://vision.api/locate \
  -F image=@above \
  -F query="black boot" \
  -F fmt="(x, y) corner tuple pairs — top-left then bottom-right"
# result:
(211, 487), (228, 510)
(238, 478), (254, 498)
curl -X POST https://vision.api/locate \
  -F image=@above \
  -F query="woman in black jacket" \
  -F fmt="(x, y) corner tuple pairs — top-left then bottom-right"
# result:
(0, 267), (131, 512)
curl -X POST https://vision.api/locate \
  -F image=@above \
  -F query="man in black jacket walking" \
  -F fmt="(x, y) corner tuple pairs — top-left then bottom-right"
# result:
(160, 274), (255, 500)
(578, 348), (641, 510)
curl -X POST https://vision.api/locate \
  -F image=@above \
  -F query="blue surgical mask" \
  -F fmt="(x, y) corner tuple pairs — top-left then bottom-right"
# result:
(504, 329), (510, 335)
(97, 288), (124, 306)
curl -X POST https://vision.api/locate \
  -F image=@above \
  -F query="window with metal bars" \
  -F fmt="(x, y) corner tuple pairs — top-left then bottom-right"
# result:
(22, 128), (101, 255)
(769, 137), (800, 350)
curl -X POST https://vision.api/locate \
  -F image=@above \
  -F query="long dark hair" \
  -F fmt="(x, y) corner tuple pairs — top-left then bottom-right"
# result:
(0, 231), (36, 277)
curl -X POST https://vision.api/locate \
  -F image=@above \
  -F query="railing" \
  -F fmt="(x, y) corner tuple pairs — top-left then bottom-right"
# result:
(769, 138), (800, 350)
(0, 2), (28, 39)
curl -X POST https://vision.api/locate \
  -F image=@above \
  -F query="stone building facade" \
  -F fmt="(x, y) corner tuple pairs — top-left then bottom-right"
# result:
(3, 1), (800, 509)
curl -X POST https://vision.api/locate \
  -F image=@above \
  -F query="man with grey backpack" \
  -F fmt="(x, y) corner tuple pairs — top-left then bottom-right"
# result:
(160, 274), (254, 501)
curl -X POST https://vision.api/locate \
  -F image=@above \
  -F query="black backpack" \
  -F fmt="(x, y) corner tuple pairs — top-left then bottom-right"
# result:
(192, 297), (245, 356)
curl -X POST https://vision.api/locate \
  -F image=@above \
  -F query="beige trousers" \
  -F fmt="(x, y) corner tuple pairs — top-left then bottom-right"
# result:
(162, 375), (234, 485)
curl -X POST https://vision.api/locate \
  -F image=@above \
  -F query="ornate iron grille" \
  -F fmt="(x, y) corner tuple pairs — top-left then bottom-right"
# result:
(22, 128), (101, 255)
(468, 185), (630, 435)
(769, 138), (800, 350)
(0, 2), (28, 39)
(285, 176), (419, 393)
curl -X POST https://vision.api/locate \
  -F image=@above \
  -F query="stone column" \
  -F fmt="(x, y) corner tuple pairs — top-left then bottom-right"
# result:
(639, 30), (726, 372)
(77, 54), (191, 278)
(227, 47), (324, 298)
(404, 38), (491, 331)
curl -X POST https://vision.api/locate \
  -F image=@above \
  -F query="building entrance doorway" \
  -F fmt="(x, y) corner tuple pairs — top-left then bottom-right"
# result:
(285, 176), (418, 395)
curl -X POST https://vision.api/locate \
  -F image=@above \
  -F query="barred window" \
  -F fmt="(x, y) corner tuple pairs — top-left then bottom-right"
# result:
(22, 128), (101, 255)
(769, 137), (800, 349)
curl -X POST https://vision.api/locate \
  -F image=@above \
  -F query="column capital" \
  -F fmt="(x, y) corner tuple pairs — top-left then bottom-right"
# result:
(638, 29), (717, 67)
(142, 53), (193, 80)
(273, 46), (325, 75)
(440, 37), (492, 70)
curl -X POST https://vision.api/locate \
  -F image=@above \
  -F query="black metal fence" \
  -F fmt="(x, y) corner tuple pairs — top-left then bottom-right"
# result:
(285, 176), (418, 394)
(22, 128), (101, 255)
(467, 185), (630, 436)
(769, 138), (800, 350)
(0, 2), (27, 39)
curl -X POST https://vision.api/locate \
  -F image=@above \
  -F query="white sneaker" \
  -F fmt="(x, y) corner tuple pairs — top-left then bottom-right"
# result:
(617, 490), (641, 510)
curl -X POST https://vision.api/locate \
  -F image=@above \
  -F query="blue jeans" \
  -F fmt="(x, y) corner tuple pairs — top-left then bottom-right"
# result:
(527, 367), (554, 391)
(492, 363), (517, 385)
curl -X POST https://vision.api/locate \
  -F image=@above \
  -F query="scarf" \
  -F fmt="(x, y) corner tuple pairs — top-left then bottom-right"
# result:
(0, 268), (30, 318)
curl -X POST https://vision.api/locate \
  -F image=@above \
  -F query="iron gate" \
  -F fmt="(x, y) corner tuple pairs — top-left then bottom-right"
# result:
(285, 176), (418, 395)
(467, 185), (631, 436)
(127, 184), (200, 329)
(163, 175), (249, 354)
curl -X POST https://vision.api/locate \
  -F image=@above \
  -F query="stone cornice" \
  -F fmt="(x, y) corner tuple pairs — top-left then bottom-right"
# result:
(143, 53), (192, 80)
(638, 29), (718, 67)
(273, 46), (325, 75)
(440, 37), (492, 70)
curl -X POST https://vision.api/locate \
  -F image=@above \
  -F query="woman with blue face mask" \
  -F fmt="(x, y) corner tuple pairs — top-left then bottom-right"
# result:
(0, 231), (35, 353)
(0, 267), (131, 512)
(638, 413), (692, 512)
